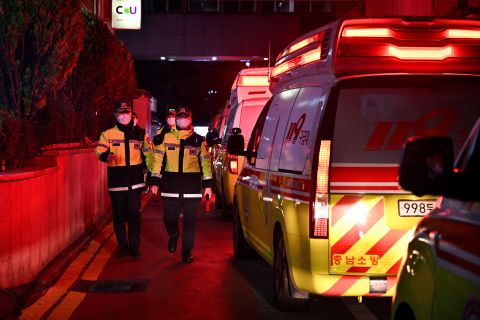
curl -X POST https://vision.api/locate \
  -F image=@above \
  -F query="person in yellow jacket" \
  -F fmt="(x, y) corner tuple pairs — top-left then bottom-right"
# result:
(95, 101), (153, 260)
(150, 106), (212, 263)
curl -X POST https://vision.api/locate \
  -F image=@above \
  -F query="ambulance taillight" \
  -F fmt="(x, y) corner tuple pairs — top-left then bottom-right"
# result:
(228, 154), (238, 175)
(237, 75), (269, 87)
(311, 140), (331, 238)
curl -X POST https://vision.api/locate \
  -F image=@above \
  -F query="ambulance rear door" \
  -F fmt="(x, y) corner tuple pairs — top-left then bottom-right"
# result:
(327, 75), (480, 278)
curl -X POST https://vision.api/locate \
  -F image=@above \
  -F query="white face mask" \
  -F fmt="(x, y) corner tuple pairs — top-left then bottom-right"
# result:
(176, 118), (192, 129)
(117, 114), (131, 125)
(167, 116), (176, 126)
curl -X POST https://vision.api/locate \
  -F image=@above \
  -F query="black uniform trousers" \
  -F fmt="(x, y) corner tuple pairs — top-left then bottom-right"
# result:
(163, 196), (199, 255)
(109, 189), (142, 253)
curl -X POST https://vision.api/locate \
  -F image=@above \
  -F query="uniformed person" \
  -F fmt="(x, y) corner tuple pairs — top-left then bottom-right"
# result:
(150, 106), (212, 263)
(95, 101), (153, 260)
(153, 109), (176, 145)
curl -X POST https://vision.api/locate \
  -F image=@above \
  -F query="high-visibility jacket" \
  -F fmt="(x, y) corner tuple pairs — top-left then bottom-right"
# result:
(151, 127), (212, 198)
(96, 123), (152, 192)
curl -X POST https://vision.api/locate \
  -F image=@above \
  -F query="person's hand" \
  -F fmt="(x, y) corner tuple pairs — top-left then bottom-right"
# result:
(107, 152), (116, 162)
(204, 187), (212, 200)
(150, 185), (159, 195)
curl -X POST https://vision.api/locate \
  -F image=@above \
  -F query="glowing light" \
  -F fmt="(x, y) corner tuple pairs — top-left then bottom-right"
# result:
(447, 29), (480, 39)
(388, 45), (453, 60)
(237, 75), (269, 87)
(160, 56), (166, 60)
(211, 56), (218, 61)
(271, 48), (321, 78)
(342, 27), (392, 38)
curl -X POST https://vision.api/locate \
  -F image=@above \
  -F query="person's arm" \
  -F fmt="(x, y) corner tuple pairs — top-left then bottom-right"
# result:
(199, 138), (213, 198)
(95, 131), (114, 162)
(150, 139), (167, 195)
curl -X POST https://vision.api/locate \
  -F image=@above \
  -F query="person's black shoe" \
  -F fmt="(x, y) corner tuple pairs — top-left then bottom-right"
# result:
(182, 252), (193, 263)
(168, 236), (178, 253)
(131, 250), (142, 261)
(115, 249), (128, 258)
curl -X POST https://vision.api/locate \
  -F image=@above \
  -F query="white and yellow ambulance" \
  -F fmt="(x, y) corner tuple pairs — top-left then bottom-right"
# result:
(213, 67), (271, 218)
(227, 17), (480, 311)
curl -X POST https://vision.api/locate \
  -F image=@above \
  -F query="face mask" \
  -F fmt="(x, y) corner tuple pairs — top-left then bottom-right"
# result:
(167, 116), (176, 126)
(176, 118), (192, 129)
(117, 114), (131, 125)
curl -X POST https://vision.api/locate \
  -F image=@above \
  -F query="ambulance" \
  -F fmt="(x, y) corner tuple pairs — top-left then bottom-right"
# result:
(227, 18), (480, 311)
(212, 67), (271, 218)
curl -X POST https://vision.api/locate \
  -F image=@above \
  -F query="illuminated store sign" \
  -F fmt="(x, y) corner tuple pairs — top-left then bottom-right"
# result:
(112, 0), (141, 30)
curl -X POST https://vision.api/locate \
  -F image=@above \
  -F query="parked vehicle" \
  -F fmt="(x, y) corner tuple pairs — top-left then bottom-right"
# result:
(227, 17), (480, 311)
(212, 67), (271, 219)
(392, 118), (480, 320)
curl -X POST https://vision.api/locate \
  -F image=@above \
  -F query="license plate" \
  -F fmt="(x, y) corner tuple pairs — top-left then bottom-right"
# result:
(398, 200), (436, 217)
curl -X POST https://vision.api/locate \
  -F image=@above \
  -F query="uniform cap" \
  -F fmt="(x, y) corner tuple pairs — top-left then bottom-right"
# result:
(114, 100), (132, 113)
(167, 109), (176, 116)
(176, 106), (192, 117)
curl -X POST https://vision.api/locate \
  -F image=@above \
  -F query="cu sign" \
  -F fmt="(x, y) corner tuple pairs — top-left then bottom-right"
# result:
(115, 6), (138, 14)
(112, 0), (141, 29)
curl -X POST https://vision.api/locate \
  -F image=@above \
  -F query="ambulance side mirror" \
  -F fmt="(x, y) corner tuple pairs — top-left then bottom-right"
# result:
(227, 128), (247, 156)
(206, 128), (220, 147)
(398, 136), (454, 197)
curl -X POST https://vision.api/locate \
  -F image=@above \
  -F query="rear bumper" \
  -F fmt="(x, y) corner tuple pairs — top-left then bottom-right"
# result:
(294, 271), (397, 297)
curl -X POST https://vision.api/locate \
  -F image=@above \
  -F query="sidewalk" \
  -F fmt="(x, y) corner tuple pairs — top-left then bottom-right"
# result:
(19, 193), (262, 320)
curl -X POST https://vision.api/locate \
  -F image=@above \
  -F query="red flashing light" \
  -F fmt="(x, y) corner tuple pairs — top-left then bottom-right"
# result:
(228, 154), (238, 174)
(342, 27), (392, 38)
(238, 75), (269, 87)
(447, 29), (480, 39)
(272, 48), (321, 78)
(388, 45), (453, 60)
(279, 33), (321, 60)
(312, 140), (331, 238)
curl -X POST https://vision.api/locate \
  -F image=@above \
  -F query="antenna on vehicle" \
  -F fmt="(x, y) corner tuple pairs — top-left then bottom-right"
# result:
(268, 40), (271, 79)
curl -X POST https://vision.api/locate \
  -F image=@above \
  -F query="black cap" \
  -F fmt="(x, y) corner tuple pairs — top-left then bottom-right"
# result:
(176, 106), (192, 117)
(114, 100), (132, 113)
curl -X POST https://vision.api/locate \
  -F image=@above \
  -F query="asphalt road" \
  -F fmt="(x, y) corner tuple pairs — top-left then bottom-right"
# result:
(20, 193), (392, 320)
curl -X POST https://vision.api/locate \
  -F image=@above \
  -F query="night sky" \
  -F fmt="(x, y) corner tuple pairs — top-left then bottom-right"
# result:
(134, 60), (270, 126)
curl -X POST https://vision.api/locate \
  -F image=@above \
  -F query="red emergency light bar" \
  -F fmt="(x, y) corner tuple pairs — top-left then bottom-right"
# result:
(342, 26), (480, 40)
(388, 45), (453, 60)
(237, 75), (269, 87)
(278, 33), (322, 61)
(447, 29), (480, 39)
(272, 47), (322, 78)
(342, 27), (392, 38)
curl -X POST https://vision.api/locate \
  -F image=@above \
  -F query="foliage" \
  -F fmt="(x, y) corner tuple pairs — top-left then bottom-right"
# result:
(0, 0), (85, 166)
(0, 4), (138, 167)
(0, 0), (85, 119)
(45, 9), (137, 144)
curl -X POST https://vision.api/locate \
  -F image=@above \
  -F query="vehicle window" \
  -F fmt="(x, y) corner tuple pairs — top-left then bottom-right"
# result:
(278, 87), (327, 174)
(331, 76), (480, 165)
(221, 106), (238, 144)
(455, 118), (480, 179)
(247, 99), (272, 166)
(238, 97), (269, 141)
(256, 89), (300, 170)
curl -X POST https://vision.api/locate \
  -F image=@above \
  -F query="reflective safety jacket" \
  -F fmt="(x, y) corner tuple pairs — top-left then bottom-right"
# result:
(151, 127), (212, 198)
(95, 123), (152, 192)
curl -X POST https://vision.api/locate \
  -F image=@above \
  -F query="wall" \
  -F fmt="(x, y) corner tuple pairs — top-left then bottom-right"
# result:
(0, 147), (111, 289)
(116, 13), (301, 60)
